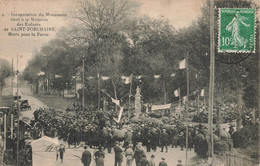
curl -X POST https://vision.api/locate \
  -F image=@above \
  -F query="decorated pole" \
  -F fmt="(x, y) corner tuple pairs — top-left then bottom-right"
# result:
(16, 54), (20, 166)
(185, 52), (189, 166)
(97, 71), (100, 111)
(208, 0), (215, 159)
(82, 59), (85, 110)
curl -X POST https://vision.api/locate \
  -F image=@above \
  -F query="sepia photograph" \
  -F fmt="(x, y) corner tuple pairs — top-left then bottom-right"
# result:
(0, 0), (259, 165)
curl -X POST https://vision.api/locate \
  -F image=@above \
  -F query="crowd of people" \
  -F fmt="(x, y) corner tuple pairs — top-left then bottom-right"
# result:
(29, 105), (198, 152)
(17, 103), (233, 165)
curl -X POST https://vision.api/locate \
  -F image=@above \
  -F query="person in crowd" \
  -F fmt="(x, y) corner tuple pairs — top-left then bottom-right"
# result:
(114, 141), (124, 166)
(59, 144), (65, 163)
(179, 131), (184, 151)
(94, 146), (105, 166)
(125, 143), (134, 166)
(147, 154), (155, 166)
(176, 160), (183, 166)
(55, 146), (59, 161)
(160, 129), (168, 152)
(124, 128), (133, 148)
(140, 154), (149, 166)
(134, 142), (145, 166)
(81, 145), (92, 166)
(158, 158), (167, 166)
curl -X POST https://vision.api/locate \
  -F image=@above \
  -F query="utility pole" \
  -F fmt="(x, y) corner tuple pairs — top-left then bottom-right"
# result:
(208, 0), (215, 160)
(11, 58), (13, 97)
(82, 59), (85, 111)
(185, 52), (189, 166)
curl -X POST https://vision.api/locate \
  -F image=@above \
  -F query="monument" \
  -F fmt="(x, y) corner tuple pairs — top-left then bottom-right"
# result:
(135, 86), (141, 116)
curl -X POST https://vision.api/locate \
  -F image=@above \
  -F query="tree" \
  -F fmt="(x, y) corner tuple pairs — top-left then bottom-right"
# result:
(0, 58), (12, 96)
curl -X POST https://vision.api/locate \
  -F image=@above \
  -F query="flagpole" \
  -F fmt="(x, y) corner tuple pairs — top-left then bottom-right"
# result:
(185, 52), (189, 166)
(82, 59), (85, 111)
(197, 74), (200, 115)
(208, 0), (215, 160)
(16, 54), (20, 166)
(97, 70), (100, 111)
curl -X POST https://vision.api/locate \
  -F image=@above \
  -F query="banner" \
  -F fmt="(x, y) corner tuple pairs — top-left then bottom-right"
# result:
(200, 89), (205, 97)
(179, 59), (186, 69)
(101, 76), (110, 80)
(151, 103), (171, 111)
(154, 75), (160, 79)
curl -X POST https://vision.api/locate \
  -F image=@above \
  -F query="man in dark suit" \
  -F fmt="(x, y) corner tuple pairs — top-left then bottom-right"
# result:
(114, 141), (123, 166)
(81, 145), (91, 166)
(160, 129), (169, 152)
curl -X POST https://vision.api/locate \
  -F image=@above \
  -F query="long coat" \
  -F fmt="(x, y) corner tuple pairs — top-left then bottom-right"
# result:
(81, 150), (91, 165)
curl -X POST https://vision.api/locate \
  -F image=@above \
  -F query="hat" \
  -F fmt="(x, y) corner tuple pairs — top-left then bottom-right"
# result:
(161, 157), (165, 160)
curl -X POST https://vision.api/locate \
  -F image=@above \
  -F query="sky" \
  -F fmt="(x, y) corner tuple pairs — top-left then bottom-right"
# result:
(0, 0), (258, 72)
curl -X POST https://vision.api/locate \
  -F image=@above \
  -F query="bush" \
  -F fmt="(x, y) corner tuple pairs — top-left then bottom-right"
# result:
(232, 124), (259, 148)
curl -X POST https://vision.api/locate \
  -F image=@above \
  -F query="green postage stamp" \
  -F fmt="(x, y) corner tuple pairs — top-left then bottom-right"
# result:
(218, 8), (256, 53)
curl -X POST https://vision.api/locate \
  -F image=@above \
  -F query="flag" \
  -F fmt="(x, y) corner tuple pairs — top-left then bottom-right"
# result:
(113, 107), (124, 123)
(182, 96), (187, 103)
(55, 74), (61, 78)
(174, 89), (179, 97)
(136, 75), (142, 79)
(154, 75), (160, 79)
(101, 76), (110, 80)
(87, 77), (94, 80)
(118, 107), (123, 122)
(125, 77), (130, 84)
(200, 89), (205, 96)
(124, 75), (132, 84)
(37, 71), (45, 76)
(170, 73), (176, 77)
(111, 97), (120, 106)
(179, 59), (186, 69)
(151, 103), (171, 111)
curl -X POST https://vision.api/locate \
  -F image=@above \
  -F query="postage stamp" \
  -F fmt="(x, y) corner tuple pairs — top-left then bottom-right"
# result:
(218, 8), (256, 53)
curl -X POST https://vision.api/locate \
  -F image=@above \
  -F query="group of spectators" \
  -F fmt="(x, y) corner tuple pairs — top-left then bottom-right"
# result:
(29, 105), (197, 153)
(20, 103), (233, 165)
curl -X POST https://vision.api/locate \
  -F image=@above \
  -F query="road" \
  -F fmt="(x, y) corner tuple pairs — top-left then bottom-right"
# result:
(18, 87), (48, 120)
(15, 86), (196, 166)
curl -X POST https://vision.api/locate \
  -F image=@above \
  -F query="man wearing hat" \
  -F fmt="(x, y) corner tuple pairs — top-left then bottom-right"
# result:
(158, 158), (167, 166)
(125, 143), (134, 166)
(160, 129), (169, 152)
(134, 142), (145, 166)
(114, 141), (123, 166)
(176, 160), (183, 166)
(81, 145), (91, 166)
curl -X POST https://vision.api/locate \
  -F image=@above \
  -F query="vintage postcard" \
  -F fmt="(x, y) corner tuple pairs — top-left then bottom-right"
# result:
(0, 0), (259, 166)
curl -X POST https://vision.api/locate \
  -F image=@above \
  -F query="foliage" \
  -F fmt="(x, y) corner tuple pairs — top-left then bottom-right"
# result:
(22, 0), (259, 110)
(0, 58), (12, 89)
(232, 123), (259, 148)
